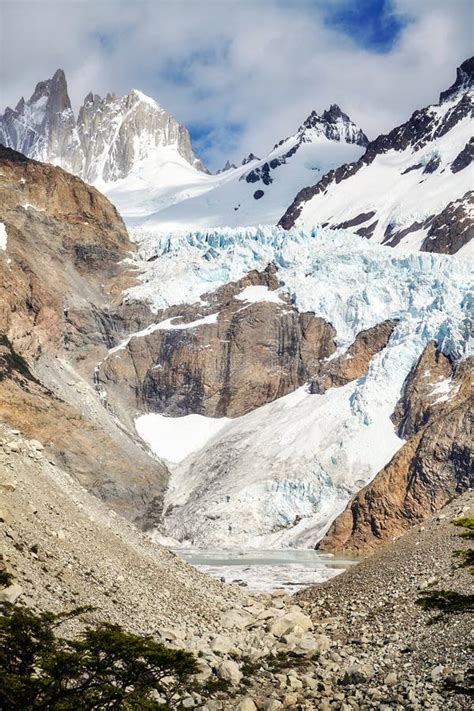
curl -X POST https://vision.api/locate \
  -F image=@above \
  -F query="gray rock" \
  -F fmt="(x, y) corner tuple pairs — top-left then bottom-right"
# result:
(217, 659), (242, 686)
(236, 699), (257, 711)
(0, 583), (23, 603)
(269, 610), (313, 637)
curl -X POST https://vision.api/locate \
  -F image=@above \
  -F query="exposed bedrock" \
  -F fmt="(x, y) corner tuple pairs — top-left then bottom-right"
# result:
(318, 343), (473, 553)
(99, 266), (337, 418)
(309, 320), (399, 394)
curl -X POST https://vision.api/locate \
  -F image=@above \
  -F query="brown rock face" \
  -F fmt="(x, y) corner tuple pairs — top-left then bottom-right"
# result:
(99, 266), (337, 418)
(309, 320), (398, 394)
(0, 146), (134, 359)
(392, 341), (455, 437)
(0, 338), (166, 523)
(0, 147), (168, 523)
(319, 344), (473, 553)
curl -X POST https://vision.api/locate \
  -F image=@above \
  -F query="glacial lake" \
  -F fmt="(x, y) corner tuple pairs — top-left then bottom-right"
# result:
(174, 548), (359, 594)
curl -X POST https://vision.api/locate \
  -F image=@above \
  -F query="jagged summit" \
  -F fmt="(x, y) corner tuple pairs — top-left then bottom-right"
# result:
(242, 152), (260, 164)
(440, 56), (474, 103)
(0, 68), (208, 183)
(216, 159), (238, 174)
(28, 68), (70, 112)
(0, 67), (81, 174)
(299, 105), (369, 146)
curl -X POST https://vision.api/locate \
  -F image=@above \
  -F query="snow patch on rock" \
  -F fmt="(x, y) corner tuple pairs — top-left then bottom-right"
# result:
(136, 412), (231, 464)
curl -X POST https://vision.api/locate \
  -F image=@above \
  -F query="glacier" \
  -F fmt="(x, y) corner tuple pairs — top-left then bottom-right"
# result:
(129, 225), (473, 549)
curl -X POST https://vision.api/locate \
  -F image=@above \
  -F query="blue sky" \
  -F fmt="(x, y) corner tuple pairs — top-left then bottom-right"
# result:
(323, 0), (409, 52)
(1, 0), (472, 170)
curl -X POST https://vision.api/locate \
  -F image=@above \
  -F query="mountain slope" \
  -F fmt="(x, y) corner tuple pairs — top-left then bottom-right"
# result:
(279, 58), (474, 254)
(319, 344), (473, 553)
(0, 146), (169, 523)
(139, 105), (368, 230)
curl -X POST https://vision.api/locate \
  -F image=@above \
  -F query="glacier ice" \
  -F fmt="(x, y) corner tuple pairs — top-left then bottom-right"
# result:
(128, 225), (472, 549)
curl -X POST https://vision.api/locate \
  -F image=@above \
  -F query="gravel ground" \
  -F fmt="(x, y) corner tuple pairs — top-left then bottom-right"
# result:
(1, 423), (471, 709)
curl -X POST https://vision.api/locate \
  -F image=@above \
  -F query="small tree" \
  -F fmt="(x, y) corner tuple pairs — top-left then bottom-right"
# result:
(0, 603), (199, 710)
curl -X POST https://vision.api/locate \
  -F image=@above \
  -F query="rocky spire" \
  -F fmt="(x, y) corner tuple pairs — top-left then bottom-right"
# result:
(439, 56), (474, 103)
(301, 106), (368, 146)
(0, 69), (208, 182)
(242, 152), (260, 165)
(0, 68), (82, 174)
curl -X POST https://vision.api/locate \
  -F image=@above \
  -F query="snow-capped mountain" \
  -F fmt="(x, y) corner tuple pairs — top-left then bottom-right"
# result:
(0, 69), (83, 175)
(280, 58), (474, 254)
(0, 72), (368, 229)
(137, 104), (368, 230)
(0, 68), (207, 190)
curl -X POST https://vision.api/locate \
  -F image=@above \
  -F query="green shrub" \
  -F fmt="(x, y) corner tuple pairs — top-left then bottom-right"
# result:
(0, 603), (199, 710)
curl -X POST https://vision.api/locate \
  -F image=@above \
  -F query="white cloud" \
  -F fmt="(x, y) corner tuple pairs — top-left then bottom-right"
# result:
(1, 0), (472, 170)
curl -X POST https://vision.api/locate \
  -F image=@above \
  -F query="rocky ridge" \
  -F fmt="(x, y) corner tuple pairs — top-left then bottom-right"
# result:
(279, 58), (474, 254)
(243, 104), (368, 188)
(0, 145), (169, 522)
(0, 69), (207, 184)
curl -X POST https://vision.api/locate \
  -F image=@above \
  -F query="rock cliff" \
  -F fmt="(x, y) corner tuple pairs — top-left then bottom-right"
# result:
(99, 265), (337, 419)
(318, 343), (473, 553)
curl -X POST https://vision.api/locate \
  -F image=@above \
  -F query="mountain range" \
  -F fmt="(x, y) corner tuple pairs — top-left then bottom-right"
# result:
(0, 59), (472, 555)
(1, 60), (473, 254)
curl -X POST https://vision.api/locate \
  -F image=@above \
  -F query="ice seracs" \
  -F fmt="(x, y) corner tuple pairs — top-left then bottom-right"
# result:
(126, 225), (472, 548)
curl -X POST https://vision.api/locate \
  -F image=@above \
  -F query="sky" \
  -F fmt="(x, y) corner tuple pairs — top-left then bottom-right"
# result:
(1, 0), (473, 170)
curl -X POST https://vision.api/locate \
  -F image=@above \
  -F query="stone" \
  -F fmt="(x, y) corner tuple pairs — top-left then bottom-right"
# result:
(282, 693), (298, 708)
(6, 441), (20, 453)
(210, 634), (233, 654)
(0, 583), (23, 603)
(385, 671), (398, 686)
(296, 633), (331, 655)
(340, 663), (374, 685)
(221, 609), (253, 630)
(236, 699), (257, 711)
(0, 508), (11, 524)
(269, 610), (313, 638)
(217, 660), (242, 686)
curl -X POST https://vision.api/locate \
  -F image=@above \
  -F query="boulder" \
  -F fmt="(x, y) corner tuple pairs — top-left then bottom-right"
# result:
(221, 609), (253, 630)
(269, 610), (313, 637)
(0, 583), (23, 603)
(210, 634), (233, 654)
(236, 699), (257, 711)
(217, 659), (242, 686)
